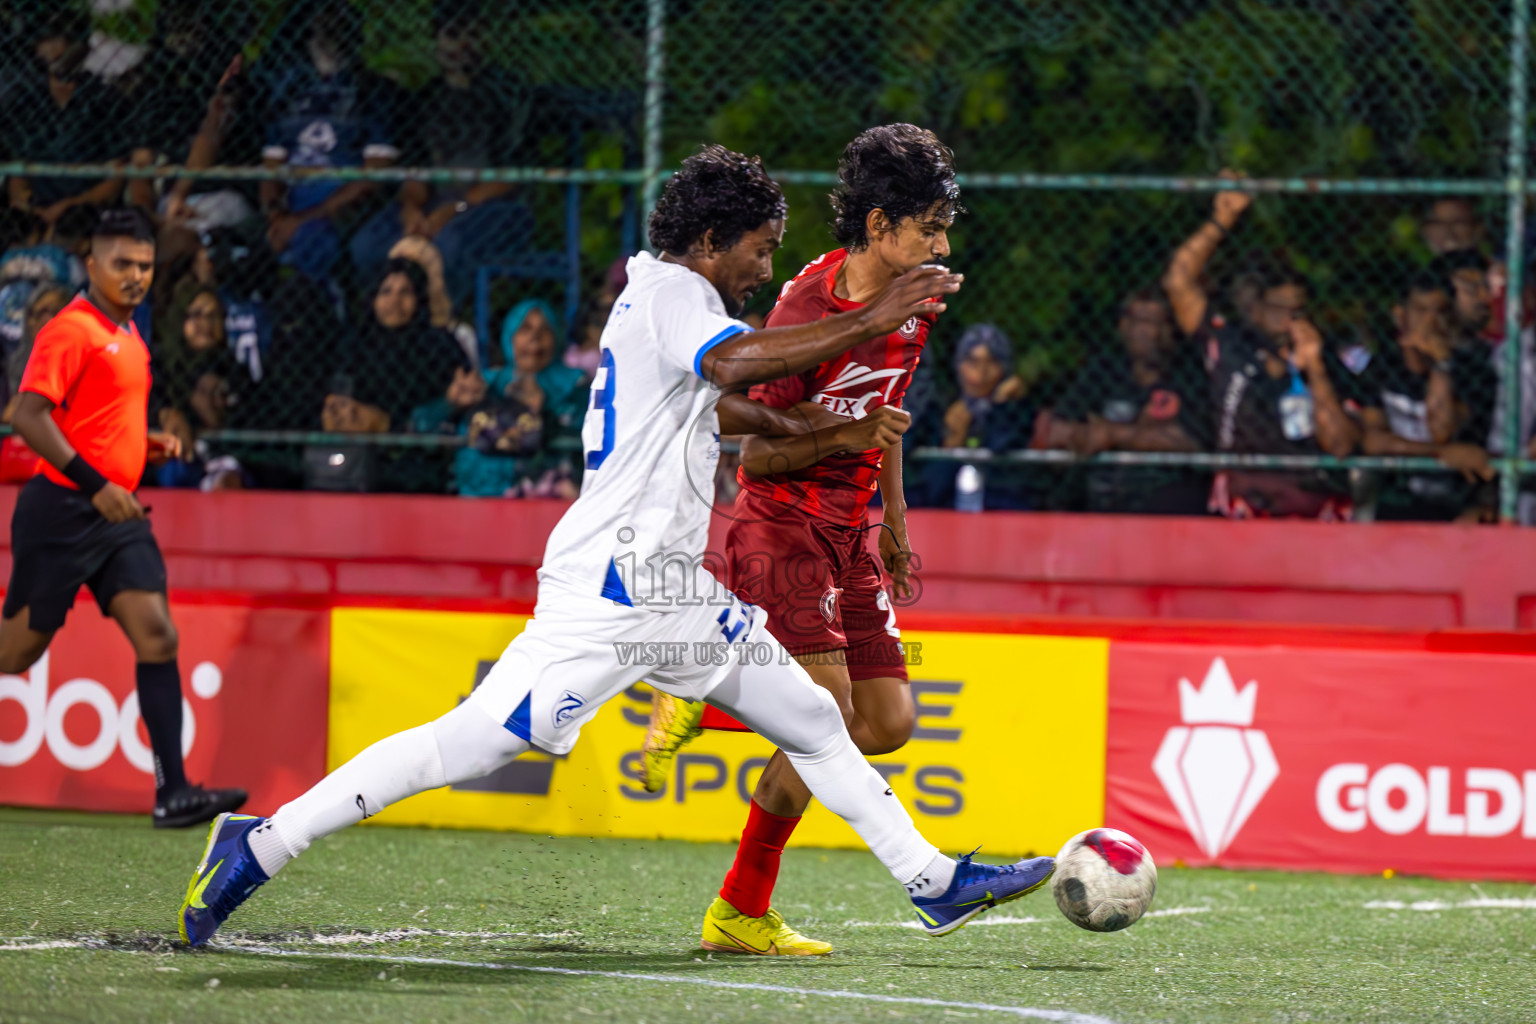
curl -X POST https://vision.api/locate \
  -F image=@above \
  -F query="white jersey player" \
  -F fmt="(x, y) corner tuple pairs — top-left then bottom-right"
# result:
(177, 145), (1055, 948)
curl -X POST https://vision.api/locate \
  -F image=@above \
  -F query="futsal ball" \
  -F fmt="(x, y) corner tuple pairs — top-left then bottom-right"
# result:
(1050, 828), (1157, 932)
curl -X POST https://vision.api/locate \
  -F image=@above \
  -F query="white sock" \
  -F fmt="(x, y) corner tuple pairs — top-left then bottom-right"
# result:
(255, 702), (530, 879)
(707, 649), (941, 885)
(260, 723), (450, 877)
(903, 852), (957, 898)
(246, 818), (293, 878)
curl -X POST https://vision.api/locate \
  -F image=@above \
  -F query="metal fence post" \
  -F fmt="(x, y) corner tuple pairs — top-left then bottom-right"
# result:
(1501, 0), (1531, 522)
(641, 0), (667, 252)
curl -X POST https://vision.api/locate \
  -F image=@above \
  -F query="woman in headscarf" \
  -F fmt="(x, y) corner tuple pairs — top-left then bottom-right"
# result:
(322, 257), (469, 433)
(148, 285), (255, 486)
(913, 322), (1042, 510)
(388, 235), (478, 367)
(415, 298), (588, 497)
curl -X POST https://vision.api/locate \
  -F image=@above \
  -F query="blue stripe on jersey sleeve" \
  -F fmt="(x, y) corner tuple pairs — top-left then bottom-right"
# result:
(693, 323), (751, 379)
(504, 692), (532, 741)
(601, 557), (633, 606)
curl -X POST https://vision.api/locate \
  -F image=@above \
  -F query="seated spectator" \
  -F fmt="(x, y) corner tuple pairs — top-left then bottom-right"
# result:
(323, 258), (468, 433)
(911, 323), (1040, 510)
(4, 12), (127, 227)
(126, 3), (263, 258)
(564, 301), (608, 384)
(1432, 249), (1495, 343)
(150, 287), (256, 488)
(1420, 198), (1486, 258)
(0, 206), (89, 354)
(387, 235), (478, 366)
(414, 299), (587, 498)
(1039, 286), (1210, 514)
(1163, 175), (1363, 518)
(3, 284), (71, 414)
(257, 1), (402, 280)
(350, 0), (533, 306)
(1422, 249), (1503, 457)
(154, 287), (251, 434)
(564, 257), (631, 383)
(1354, 270), (1495, 521)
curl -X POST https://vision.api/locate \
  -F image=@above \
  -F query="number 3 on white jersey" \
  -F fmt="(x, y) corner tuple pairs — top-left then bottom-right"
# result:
(584, 350), (617, 470)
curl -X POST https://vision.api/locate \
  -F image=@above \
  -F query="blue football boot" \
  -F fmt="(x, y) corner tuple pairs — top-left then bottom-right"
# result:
(178, 812), (270, 946)
(910, 850), (1055, 936)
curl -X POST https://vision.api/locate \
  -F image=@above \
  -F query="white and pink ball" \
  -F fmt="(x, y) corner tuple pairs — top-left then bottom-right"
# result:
(1050, 828), (1157, 932)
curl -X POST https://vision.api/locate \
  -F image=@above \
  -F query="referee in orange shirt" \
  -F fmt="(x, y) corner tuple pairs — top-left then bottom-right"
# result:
(0, 207), (245, 828)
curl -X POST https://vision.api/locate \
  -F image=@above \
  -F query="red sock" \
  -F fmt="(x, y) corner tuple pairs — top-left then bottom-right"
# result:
(719, 800), (801, 918)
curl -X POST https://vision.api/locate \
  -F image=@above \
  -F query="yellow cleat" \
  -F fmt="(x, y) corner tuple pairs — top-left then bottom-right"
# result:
(700, 897), (833, 956)
(640, 690), (704, 793)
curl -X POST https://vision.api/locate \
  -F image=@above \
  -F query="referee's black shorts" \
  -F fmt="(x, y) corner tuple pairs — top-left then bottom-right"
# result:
(3, 475), (167, 632)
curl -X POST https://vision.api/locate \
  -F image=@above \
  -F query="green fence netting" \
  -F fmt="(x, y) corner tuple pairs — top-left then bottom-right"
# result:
(0, 0), (1531, 520)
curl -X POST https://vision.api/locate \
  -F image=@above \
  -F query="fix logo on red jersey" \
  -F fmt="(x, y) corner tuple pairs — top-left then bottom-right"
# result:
(809, 362), (908, 418)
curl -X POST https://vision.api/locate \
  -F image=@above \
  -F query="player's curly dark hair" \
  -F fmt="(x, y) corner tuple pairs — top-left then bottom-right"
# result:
(831, 124), (962, 253)
(648, 145), (787, 255)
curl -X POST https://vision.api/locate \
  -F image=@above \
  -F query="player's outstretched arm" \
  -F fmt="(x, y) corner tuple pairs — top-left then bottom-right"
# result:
(740, 406), (910, 478)
(700, 265), (961, 391)
(716, 394), (844, 437)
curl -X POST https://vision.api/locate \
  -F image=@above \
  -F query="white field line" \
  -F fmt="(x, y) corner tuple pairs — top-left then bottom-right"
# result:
(217, 928), (583, 947)
(1364, 898), (1536, 911)
(0, 936), (1122, 1024)
(219, 943), (1124, 1024)
(0, 928), (578, 950)
(845, 906), (1212, 929)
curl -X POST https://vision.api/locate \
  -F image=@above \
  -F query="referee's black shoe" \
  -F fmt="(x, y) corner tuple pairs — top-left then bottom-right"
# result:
(153, 785), (249, 829)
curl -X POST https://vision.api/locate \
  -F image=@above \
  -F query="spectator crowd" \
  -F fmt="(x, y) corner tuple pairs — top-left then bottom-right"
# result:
(901, 188), (1533, 523)
(1, 4), (1531, 520)
(1, 0), (587, 496)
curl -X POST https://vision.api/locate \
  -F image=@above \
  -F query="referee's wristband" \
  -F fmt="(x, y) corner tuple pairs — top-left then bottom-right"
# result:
(1208, 217), (1233, 240)
(61, 455), (109, 496)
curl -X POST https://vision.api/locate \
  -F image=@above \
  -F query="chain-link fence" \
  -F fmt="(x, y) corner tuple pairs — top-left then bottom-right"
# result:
(0, 0), (1532, 520)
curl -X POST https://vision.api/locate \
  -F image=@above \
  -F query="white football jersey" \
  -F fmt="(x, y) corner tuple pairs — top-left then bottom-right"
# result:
(538, 252), (750, 611)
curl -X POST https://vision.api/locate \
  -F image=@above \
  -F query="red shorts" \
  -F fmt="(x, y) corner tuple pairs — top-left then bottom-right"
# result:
(722, 489), (907, 683)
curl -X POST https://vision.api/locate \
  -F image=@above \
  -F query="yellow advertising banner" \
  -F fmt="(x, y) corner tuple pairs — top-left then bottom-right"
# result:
(329, 607), (1108, 856)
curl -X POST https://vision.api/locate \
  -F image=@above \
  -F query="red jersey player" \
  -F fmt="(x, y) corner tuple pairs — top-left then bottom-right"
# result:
(645, 125), (967, 955)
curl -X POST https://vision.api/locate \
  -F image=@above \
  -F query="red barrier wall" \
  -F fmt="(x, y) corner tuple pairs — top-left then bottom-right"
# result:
(0, 487), (1532, 631)
(0, 604), (329, 814)
(1104, 643), (1536, 882)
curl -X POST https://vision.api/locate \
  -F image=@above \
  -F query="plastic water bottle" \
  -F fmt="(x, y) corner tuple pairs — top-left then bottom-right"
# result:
(955, 463), (985, 512)
(1278, 367), (1315, 441)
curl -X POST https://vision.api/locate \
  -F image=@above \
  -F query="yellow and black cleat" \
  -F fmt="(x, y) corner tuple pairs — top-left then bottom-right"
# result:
(700, 897), (833, 956)
(640, 690), (705, 793)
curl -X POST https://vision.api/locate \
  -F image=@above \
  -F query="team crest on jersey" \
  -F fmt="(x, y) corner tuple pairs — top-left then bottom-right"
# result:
(552, 690), (587, 728)
(897, 316), (921, 339)
(820, 586), (841, 623)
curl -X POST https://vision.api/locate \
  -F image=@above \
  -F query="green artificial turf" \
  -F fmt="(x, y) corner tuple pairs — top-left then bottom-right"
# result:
(2, 807), (1533, 1023)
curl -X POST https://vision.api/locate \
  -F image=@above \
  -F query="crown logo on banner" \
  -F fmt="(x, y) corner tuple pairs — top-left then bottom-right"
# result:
(1178, 658), (1257, 726)
(1152, 657), (1280, 860)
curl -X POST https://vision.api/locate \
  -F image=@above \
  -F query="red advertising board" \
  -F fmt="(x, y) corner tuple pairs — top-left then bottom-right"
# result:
(1105, 643), (1536, 881)
(0, 603), (329, 817)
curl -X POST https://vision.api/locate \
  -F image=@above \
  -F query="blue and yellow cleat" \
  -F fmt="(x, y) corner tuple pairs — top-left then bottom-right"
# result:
(178, 812), (270, 946)
(910, 850), (1055, 937)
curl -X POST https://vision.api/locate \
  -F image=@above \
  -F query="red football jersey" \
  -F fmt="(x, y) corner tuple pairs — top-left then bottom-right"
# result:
(738, 249), (933, 527)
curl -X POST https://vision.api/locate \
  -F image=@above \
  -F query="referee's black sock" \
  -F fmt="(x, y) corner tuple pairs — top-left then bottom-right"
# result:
(137, 660), (188, 798)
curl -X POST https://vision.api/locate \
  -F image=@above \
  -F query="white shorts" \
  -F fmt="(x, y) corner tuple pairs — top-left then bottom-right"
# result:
(462, 574), (769, 755)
